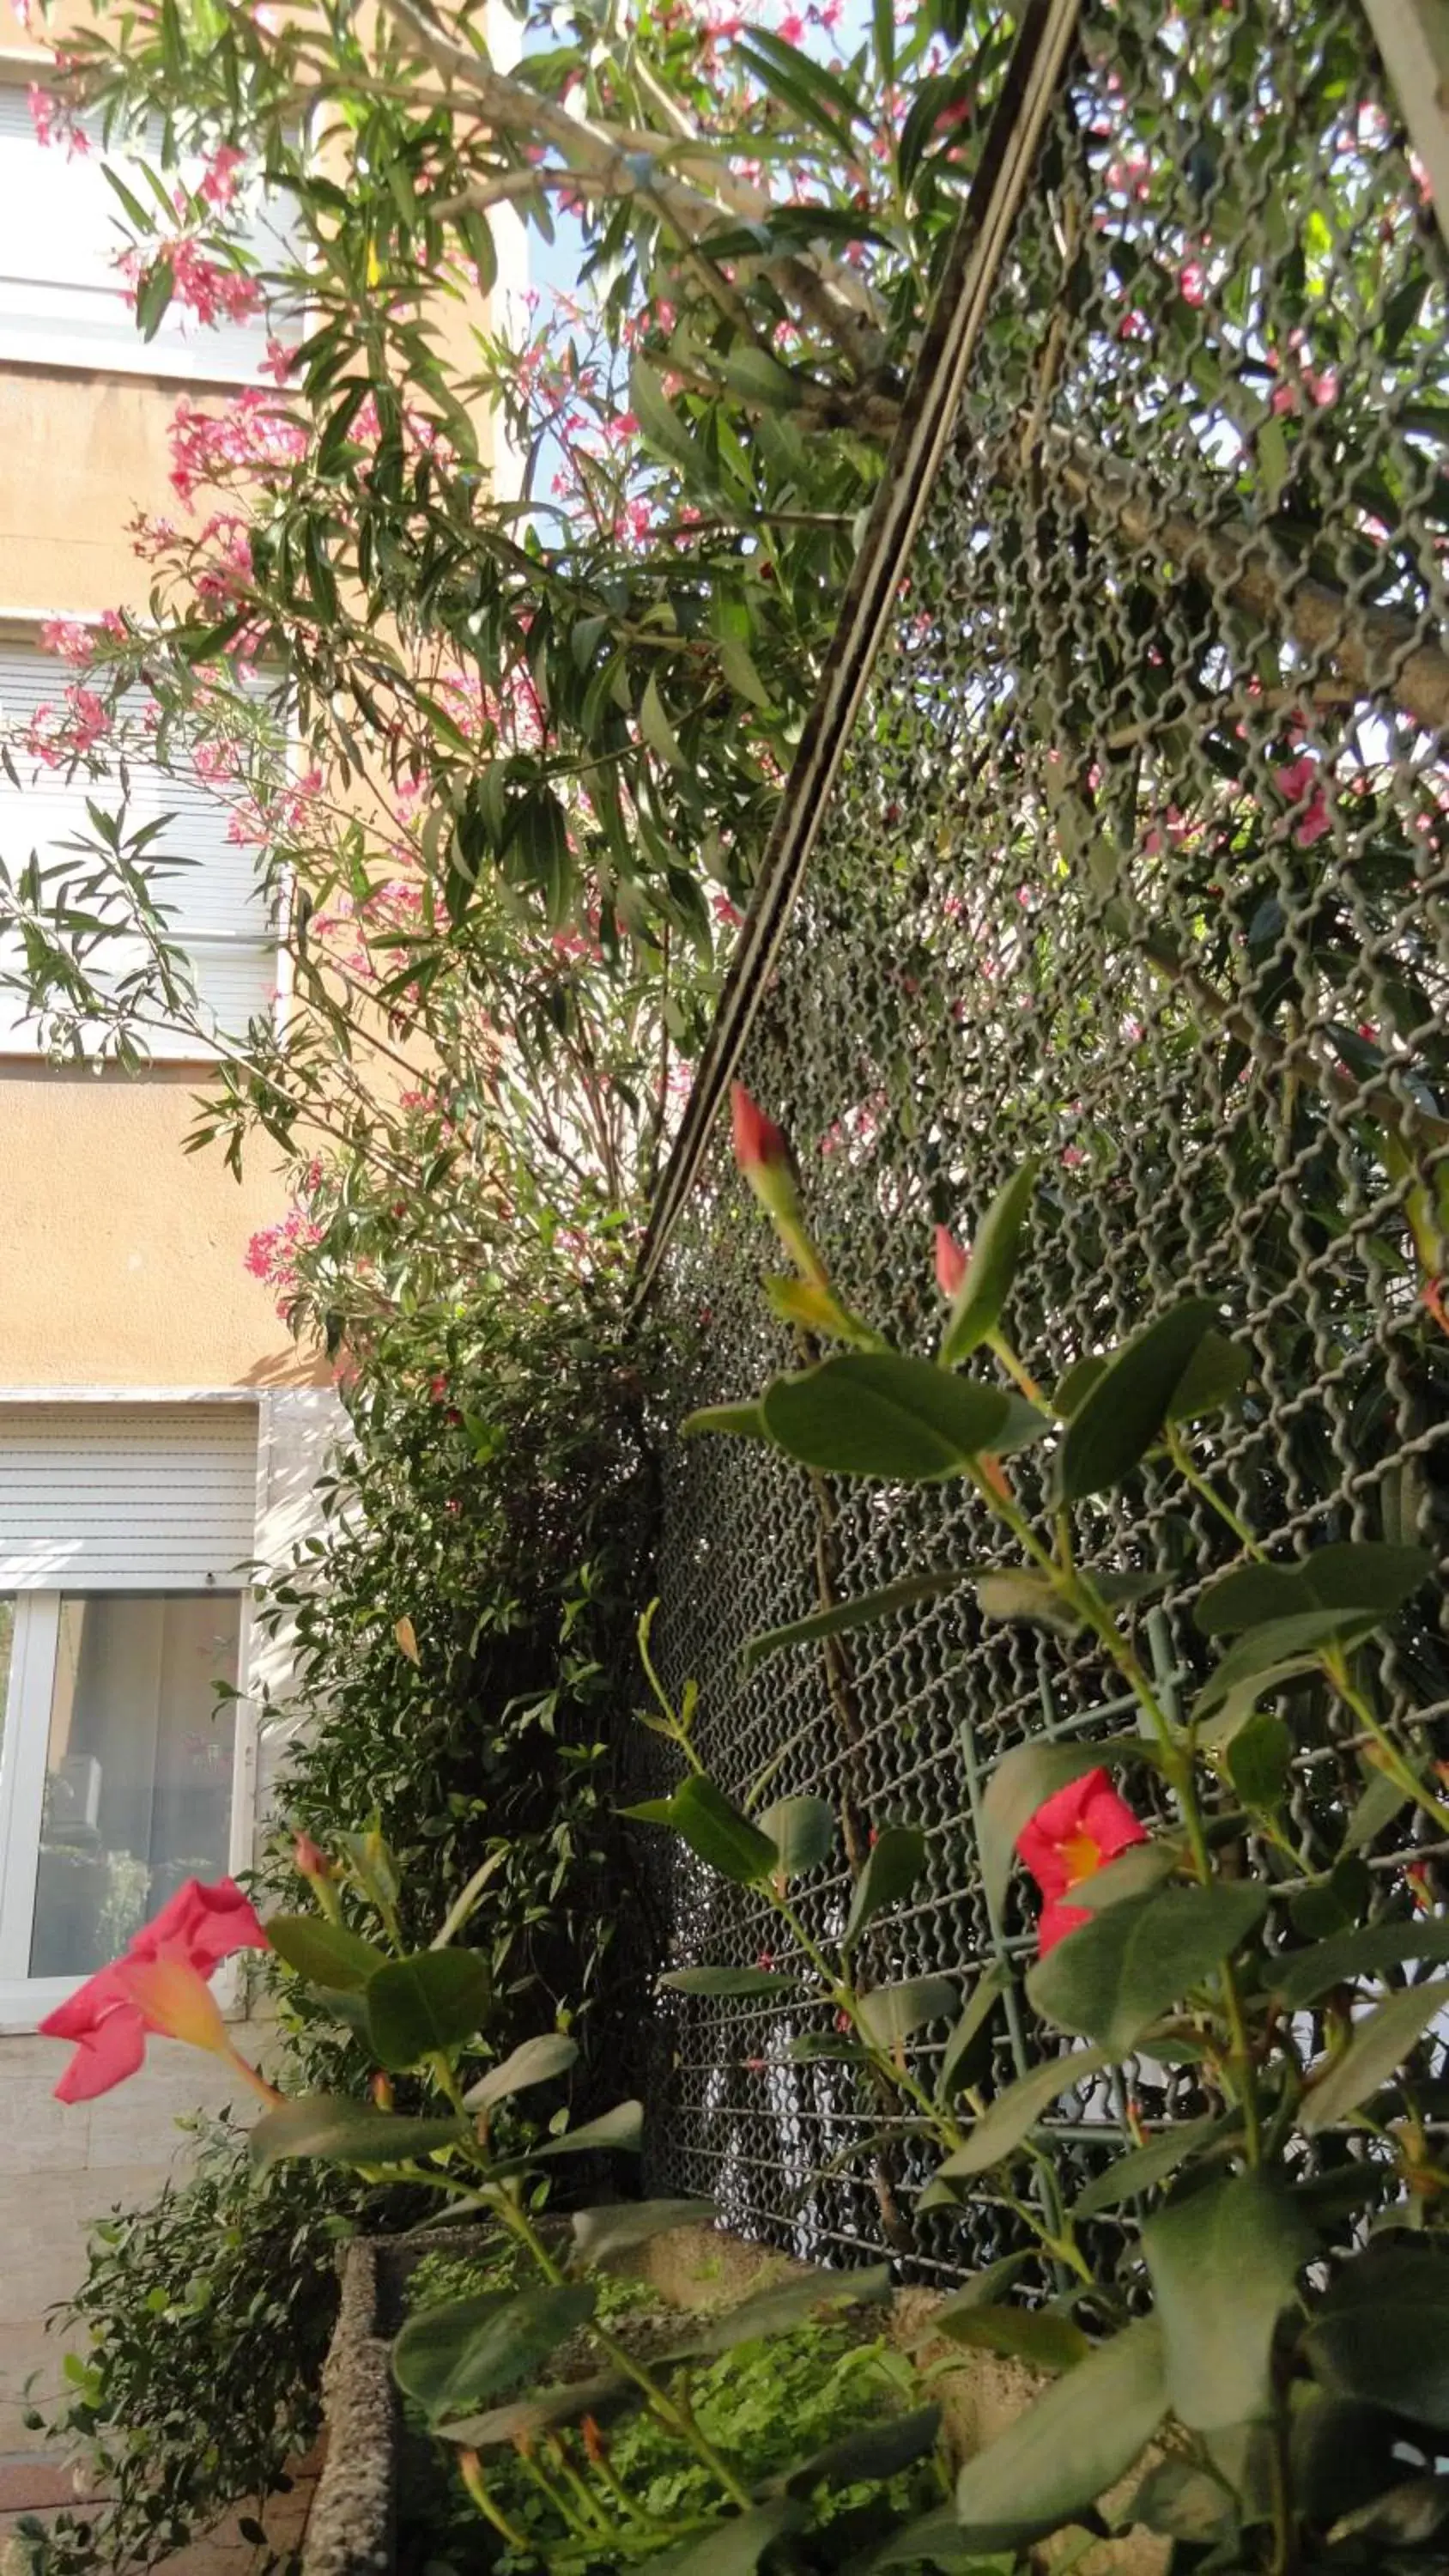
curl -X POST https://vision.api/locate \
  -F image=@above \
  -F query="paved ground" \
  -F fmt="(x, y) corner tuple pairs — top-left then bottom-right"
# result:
(0, 2447), (321, 2573)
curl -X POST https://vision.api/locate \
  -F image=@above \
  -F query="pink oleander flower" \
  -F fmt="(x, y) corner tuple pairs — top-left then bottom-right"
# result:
(934, 1225), (967, 1299)
(39, 1878), (272, 2103)
(1016, 1768), (1149, 1953)
(199, 143), (247, 210)
(39, 618), (95, 664)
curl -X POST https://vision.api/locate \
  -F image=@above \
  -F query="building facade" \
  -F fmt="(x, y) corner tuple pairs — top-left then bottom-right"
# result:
(0, 0), (334, 2472)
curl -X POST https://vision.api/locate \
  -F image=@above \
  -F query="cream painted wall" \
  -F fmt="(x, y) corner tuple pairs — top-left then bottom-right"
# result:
(0, 1070), (306, 1388)
(0, 368), (187, 616)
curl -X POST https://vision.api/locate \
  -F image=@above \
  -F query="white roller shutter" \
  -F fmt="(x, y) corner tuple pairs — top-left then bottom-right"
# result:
(0, 1402), (259, 1590)
(0, 641), (277, 1057)
(0, 83), (288, 383)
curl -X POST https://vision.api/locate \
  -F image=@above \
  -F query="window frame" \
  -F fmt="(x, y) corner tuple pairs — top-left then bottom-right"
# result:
(0, 1389), (264, 2033)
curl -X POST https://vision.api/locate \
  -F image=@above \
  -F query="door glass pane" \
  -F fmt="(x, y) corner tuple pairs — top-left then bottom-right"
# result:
(29, 1593), (243, 1978)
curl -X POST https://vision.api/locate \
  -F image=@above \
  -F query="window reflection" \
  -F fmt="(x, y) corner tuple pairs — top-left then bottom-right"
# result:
(29, 1594), (242, 1978)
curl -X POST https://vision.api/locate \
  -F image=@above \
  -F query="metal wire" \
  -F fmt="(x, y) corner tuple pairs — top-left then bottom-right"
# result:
(634, 0), (1449, 2284)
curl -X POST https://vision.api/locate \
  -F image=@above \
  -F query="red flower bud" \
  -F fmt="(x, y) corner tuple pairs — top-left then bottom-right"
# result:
(934, 1225), (968, 1299)
(371, 2070), (394, 2110)
(581, 2414), (605, 2465)
(294, 1832), (332, 1881)
(731, 1081), (790, 1178)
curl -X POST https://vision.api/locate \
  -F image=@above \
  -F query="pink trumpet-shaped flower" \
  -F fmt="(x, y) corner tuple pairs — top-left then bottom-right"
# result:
(1016, 1769), (1149, 1954)
(39, 1877), (271, 2104)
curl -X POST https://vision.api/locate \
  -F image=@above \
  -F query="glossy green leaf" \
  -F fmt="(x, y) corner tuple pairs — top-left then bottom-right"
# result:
(135, 256), (175, 340)
(952, 2322), (1168, 2548)
(365, 1949), (492, 2070)
(1306, 2243), (1449, 2427)
(682, 1401), (771, 1443)
(1195, 1541), (1431, 1637)
(1052, 1355), (1106, 1419)
(1330, 2478), (1449, 2548)
(649, 2503), (803, 2576)
(534, 2099), (644, 2159)
(628, 355), (702, 472)
(623, 1776), (779, 1884)
(1343, 1759), (1417, 1851)
(980, 1736), (1150, 1917)
(973, 1571), (1079, 1635)
(1072, 2114), (1223, 2218)
(939, 1159), (1039, 1364)
(1128, 2458), (1237, 2543)
(667, 2262), (893, 2360)
(339, 1826), (401, 1913)
(1161, 1327), (1251, 1424)
(1028, 1883), (1268, 2053)
(1058, 1299), (1221, 1500)
(931, 2257), (1033, 2320)
(571, 2199), (717, 2267)
(937, 2303), (1090, 2372)
(787, 2029), (867, 2065)
(841, 1824), (926, 1948)
(935, 2048), (1112, 2178)
(1270, 1915), (1449, 2008)
(1070, 1841), (1179, 1911)
(463, 2031), (578, 2110)
(640, 672), (687, 770)
(439, 2369), (634, 2451)
(761, 1353), (1011, 1482)
(1224, 1710), (1293, 1812)
(743, 1571), (961, 1674)
(762, 1273), (879, 1346)
(1300, 1976), (1449, 2130)
(855, 1976), (958, 2050)
(393, 2281), (597, 2426)
(248, 2094), (467, 2175)
(264, 1915), (386, 1991)
(773, 2404), (943, 2494)
(937, 1965), (1010, 2103)
(756, 1794), (835, 1878)
(862, 2506), (1011, 2568)
(658, 1966), (802, 1998)
(1143, 2174), (1313, 2430)
(1194, 1610), (1383, 1721)
(977, 1567), (1161, 1637)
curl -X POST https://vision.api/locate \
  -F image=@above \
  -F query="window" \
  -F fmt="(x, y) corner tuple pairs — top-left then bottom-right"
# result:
(0, 81), (284, 383)
(0, 636), (277, 1058)
(0, 1403), (258, 2024)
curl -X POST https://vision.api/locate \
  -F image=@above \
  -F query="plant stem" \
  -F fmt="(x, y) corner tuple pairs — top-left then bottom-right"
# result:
(486, 2190), (755, 2511)
(458, 2449), (533, 2554)
(1167, 1434), (1449, 1838)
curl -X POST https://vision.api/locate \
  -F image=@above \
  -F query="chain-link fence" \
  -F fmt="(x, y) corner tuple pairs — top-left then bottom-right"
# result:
(632, 0), (1449, 2286)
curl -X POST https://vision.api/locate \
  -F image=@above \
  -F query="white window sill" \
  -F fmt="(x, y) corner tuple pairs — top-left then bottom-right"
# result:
(0, 331), (270, 391)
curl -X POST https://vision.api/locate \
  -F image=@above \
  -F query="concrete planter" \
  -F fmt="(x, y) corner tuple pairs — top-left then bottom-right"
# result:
(302, 2227), (491, 2576)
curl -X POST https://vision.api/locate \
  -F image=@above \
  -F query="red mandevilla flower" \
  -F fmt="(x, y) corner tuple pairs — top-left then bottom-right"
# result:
(39, 1878), (271, 2103)
(730, 1081), (790, 1178)
(1016, 1769), (1149, 1953)
(934, 1225), (968, 1299)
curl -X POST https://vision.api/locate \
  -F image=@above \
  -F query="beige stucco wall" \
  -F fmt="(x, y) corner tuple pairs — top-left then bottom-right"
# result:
(0, 1068), (307, 1388)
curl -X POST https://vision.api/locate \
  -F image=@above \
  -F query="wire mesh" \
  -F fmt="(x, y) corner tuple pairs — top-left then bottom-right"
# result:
(634, 0), (1449, 2285)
